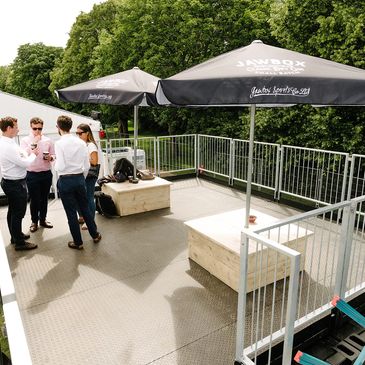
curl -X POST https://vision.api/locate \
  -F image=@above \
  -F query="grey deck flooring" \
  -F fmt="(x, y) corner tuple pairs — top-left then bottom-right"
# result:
(0, 178), (303, 365)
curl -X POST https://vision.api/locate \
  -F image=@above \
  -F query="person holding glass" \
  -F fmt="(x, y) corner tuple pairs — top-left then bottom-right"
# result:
(20, 117), (55, 233)
(0, 116), (38, 250)
(76, 123), (100, 229)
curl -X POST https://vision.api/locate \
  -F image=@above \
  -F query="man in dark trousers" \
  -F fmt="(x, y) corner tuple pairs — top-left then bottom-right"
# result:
(20, 117), (55, 233)
(54, 115), (101, 250)
(0, 116), (38, 251)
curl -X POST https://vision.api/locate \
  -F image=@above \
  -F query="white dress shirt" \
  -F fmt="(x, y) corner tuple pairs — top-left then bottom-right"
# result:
(54, 134), (90, 177)
(0, 136), (36, 179)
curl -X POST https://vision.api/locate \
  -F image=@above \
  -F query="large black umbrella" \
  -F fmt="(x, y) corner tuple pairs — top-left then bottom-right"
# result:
(156, 40), (365, 226)
(56, 67), (160, 181)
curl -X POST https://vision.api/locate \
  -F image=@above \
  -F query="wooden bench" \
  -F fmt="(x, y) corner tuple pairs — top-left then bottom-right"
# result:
(101, 177), (172, 216)
(185, 208), (311, 292)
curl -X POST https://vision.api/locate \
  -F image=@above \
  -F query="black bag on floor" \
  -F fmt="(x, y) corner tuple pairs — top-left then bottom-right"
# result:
(95, 191), (118, 218)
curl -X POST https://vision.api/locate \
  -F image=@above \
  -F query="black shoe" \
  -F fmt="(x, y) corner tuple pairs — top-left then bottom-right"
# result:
(40, 221), (53, 229)
(11, 233), (31, 244)
(15, 242), (38, 251)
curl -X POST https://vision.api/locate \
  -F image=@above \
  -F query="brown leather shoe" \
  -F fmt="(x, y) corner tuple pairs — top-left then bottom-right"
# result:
(68, 242), (84, 250)
(93, 233), (102, 243)
(15, 242), (38, 251)
(30, 223), (38, 233)
(40, 221), (53, 228)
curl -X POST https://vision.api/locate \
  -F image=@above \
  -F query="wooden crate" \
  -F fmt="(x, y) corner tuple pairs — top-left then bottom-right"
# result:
(101, 177), (172, 216)
(185, 208), (311, 292)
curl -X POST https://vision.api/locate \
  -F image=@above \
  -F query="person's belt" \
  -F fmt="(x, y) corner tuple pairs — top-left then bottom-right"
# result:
(2, 177), (26, 182)
(59, 173), (83, 178)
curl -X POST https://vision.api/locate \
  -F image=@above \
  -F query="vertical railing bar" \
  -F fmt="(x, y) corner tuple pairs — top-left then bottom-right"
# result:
(305, 149), (311, 198)
(313, 213), (326, 308)
(295, 148), (301, 195)
(282, 253), (300, 365)
(321, 210), (333, 305)
(235, 232), (249, 362)
(325, 153), (332, 203)
(255, 246), (263, 345)
(250, 241), (260, 346)
(267, 250), (279, 365)
(331, 155), (338, 203)
(260, 245), (270, 340)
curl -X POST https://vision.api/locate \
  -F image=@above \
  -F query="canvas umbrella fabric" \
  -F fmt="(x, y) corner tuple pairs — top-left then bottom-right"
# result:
(156, 40), (365, 227)
(56, 66), (160, 181)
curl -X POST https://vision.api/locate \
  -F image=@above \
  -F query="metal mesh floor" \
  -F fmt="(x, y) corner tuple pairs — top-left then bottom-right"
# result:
(0, 178), (303, 365)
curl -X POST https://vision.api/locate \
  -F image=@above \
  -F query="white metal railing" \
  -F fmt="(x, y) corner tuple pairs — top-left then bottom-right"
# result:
(3, 135), (365, 209)
(0, 232), (32, 365)
(235, 230), (301, 365)
(197, 134), (232, 178)
(104, 137), (156, 175)
(157, 134), (196, 176)
(279, 145), (349, 205)
(232, 140), (280, 192)
(347, 154), (365, 203)
(235, 196), (365, 365)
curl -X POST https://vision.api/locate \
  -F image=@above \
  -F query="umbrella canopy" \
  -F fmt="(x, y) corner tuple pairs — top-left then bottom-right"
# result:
(56, 67), (160, 180)
(156, 40), (365, 228)
(57, 66), (159, 106)
(156, 40), (365, 107)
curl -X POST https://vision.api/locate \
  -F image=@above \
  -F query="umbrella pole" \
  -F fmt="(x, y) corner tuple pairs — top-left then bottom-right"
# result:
(132, 105), (139, 183)
(245, 104), (256, 228)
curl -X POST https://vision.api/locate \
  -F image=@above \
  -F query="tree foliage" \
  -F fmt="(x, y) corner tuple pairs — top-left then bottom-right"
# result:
(0, 66), (10, 91)
(6, 43), (62, 106)
(3, 0), (365, 154)
(91, 0), (274, 135)
(49, 0), (120, 116)
(252, 0), (365, 153)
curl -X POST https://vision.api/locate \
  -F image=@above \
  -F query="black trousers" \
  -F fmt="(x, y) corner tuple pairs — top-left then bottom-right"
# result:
(26, 170), (52, 224)
(1, 178), (27, 245)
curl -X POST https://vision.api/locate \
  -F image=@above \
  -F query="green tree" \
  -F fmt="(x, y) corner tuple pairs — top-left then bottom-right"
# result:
(269, 0), (333, 54)
(0, 65), (10, 91)
(258, 0), (365, 153)
(93, 0), (274, 135)
(49, 0), (119, 116)
(6, 43), (63, 106)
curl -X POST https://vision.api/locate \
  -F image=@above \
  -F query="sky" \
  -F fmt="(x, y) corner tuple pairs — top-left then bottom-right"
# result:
(0, 0), (106, 66)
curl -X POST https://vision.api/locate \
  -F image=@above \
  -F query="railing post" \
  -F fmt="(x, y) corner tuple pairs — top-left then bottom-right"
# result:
(347, 155), (355, 200)
(341, 154), (350, 202)
(196, 134), (199, 177)
(156, 137), (160, 177)
(235, 232), (249, 363)
(276, 145), (284, 201)
(282, 252), (301, 365)
(334, 201), (356, 298)
(274, 146), (282, 200)
(229, 139), (234, 186)
(194, 134), (198, 174)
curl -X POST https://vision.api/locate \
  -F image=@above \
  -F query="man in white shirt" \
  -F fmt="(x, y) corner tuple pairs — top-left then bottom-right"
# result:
(54, 115), (101, 250)
(0, 116), (38, 251)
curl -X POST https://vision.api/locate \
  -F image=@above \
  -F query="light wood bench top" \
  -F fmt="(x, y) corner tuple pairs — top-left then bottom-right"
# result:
(103, 176), (172, 193)
(185, 208), (310, 254)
